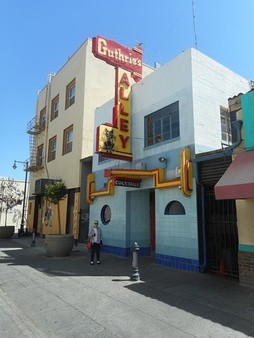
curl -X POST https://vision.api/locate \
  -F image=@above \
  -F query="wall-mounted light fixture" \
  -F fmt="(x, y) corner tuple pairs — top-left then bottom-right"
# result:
(159, 157), (167, 163)
(159, 156), (168, 168)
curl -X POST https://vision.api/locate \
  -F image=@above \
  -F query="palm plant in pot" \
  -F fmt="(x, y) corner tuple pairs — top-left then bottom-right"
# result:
(44, 181), (74, 257)
(0, 178), (23, 238)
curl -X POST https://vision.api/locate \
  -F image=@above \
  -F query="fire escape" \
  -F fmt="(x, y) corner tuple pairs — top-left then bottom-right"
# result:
(26, 74), (55, 174)
(26, 115), (45, 172)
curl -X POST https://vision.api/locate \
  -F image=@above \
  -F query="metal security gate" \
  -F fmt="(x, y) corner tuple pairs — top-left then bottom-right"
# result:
(205, 186), (239, 277)
(197, 155), (239, 278)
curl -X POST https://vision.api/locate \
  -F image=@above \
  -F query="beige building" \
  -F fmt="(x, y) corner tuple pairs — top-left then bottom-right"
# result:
(26, 37), (153, 241)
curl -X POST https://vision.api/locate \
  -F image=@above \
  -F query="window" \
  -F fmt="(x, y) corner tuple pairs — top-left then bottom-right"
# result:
(220, 107), (232, 144)
(37, 144), (44, 166)
(63, 125), (73, 155)
(65, 78), (76, 109)
(39, 107), (46, 130)
(101, 205), (111, 224)
(144, 101), (179, 147)
(164, 200), (185, 215)
(48, 136), (57, 162)
(51, 94), (59, 121)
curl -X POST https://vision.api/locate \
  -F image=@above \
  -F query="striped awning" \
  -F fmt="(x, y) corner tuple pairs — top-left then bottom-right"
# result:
(214, 150), (254, 200)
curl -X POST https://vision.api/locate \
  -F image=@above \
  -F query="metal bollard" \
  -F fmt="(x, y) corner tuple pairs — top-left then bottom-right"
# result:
(130, 242), (140, 281)
(31, 231), (36, 247)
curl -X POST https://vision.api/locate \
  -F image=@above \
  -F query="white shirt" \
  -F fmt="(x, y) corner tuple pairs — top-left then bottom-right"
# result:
(93, 227), (98, 243)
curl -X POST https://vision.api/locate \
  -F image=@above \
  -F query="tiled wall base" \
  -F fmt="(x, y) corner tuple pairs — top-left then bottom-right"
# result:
(102, 245), (150, 257)
(156, 253), (199, 272)
(238, 251), (254, 287)
(102, 245), (199, 272)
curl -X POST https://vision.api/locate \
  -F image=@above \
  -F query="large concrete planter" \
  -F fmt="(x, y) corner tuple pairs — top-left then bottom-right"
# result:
(44, 234), (74, 257)
(0, 226), (15, 239)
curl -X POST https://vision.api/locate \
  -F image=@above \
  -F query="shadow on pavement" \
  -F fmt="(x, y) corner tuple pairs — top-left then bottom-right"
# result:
(0, 237), (132, 277)
(1, 237), (254, 336)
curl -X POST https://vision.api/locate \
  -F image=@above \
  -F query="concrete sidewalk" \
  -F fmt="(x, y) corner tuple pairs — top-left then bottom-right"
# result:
(1, 235), (254, 337)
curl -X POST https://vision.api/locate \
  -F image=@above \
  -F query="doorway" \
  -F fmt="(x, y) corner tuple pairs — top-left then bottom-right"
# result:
(66, 189), (75, 234)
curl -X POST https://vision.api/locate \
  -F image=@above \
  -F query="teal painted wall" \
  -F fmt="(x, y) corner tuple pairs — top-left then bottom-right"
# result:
(239, 244), (254, 253)
(241, 90), (254, 149)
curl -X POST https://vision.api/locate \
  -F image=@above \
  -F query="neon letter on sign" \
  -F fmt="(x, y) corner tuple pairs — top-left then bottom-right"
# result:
(96, 69), (132, 161)
(92, 36), (143, 82)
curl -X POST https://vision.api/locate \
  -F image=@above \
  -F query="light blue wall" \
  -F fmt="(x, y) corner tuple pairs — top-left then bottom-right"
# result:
(155, 185), (198, 260)
(90, 178), (199, 261)
(126, 190), (150, 247)
(90, 187), (151, 249)
(89, 188), (127, 247)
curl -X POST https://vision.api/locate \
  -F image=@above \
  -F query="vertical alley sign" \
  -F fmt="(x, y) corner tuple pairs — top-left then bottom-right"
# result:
(92, 36), (143, 161)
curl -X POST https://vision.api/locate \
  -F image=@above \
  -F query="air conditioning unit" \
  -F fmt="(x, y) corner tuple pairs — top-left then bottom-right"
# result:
(34, 179), (58, 195)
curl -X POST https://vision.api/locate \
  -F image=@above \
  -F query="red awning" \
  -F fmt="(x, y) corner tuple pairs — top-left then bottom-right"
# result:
(214, 150), (254, 200)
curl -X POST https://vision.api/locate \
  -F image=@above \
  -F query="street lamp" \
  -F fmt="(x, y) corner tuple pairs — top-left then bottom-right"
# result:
(13, 160), (29, 236)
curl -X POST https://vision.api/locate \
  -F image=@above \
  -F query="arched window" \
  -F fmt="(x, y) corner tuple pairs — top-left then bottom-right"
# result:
(164, 200), (185, 215)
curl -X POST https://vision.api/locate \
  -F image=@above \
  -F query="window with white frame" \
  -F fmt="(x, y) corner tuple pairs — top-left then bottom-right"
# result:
(65, 78), (76, 109)
(144, 101), (180, 147)
(63, 125), (73, 155)
(220, 106), (232, 144)
(37, 144), (44, 166)
(39, 107), (46, 130)
(48, 136), (57, 162)
(51, 94), (59, 121)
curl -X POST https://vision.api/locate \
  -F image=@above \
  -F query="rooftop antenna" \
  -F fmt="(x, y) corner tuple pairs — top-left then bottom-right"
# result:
(192, 0), (198, 49)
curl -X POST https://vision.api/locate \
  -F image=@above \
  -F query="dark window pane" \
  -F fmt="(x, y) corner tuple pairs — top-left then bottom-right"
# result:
(144, 101), (179, 147)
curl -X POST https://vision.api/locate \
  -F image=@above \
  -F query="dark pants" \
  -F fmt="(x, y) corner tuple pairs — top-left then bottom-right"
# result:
(91, 243), (101, 262)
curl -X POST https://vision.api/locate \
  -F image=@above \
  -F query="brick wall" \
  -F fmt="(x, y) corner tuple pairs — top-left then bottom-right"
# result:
(238, 251), (254, 287)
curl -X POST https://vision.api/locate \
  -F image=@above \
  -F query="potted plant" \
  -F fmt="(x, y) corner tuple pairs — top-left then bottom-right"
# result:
(0, 178), (23, 238)
(44, 181), (74, 257)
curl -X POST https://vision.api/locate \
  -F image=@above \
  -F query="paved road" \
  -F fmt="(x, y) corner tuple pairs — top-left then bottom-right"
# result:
(1, 236), (254, 337)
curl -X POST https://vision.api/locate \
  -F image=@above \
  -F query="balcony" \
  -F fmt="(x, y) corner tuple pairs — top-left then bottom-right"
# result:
(27, 116), (45, 135)
(27, 160), (44, 173)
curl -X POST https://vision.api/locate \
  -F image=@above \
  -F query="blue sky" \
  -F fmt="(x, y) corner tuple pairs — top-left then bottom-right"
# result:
(1, 0), (253, 180)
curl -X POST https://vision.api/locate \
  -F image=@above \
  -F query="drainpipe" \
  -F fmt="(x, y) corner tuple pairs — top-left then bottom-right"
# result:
(44, 73), (55, 180)
(193, 160), (207, 272)
(192, 119), (242, 272)
(199, 185), (207, 272)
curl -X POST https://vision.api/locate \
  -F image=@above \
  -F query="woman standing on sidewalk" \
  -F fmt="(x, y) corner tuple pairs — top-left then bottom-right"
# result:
(88, 220), (103, 265)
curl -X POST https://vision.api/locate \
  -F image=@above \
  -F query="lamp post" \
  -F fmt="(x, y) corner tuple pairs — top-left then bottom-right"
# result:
(13, 160), (28, 237)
